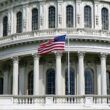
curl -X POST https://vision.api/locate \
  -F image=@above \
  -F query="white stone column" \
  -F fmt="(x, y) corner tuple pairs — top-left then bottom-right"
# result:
(33, 54), (40, 95)
(13, 57), (19, 95)
(56, 52), (62, 95)
(3, 70), (8, 94)
(19, 64), (25, 95)
(100, 54), (107, 95)
(78, 52), (85, 95)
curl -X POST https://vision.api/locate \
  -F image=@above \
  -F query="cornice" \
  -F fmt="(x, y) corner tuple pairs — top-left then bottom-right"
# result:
(0, 28), (110, 49)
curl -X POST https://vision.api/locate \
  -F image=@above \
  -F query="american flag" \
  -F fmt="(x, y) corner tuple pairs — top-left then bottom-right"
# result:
(38, 35), (66, 55)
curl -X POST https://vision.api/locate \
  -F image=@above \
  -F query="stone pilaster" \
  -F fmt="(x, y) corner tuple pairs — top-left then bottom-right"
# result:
(76, 0), (82, 28)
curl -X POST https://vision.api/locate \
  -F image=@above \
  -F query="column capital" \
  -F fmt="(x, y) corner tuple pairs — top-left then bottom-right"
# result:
(78, 51), (85, 57)
(55, 52), (62, 57)
(100, 53), (107, 59)
(32, 53), (40, 59)
(12, 56), (19, 62)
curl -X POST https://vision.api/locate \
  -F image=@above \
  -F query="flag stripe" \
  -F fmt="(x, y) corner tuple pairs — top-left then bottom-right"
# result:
(38, 35), (66, 55)
(38, 46), (64, 53)
(38, 42), (65, 51)
(38, 45), (64, 54)
(38, 43), (65, 52)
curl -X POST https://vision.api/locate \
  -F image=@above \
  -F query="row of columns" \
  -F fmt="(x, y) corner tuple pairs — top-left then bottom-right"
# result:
(12, 54), (40, 95)
(12, 52), (107, 95)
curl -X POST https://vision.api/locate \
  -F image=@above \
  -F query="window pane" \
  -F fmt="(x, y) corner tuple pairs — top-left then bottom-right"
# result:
(85, 68), (94, 94)
(46, 69), (55, 94)
(16, 12), (22, 33)
(3, 16), (8, 36)
(48, 6), (55, 28)
(66, 5), (73, 27)
(32, 8), (38, 30)
(28, 71), (33, 95)
(84, 6), (92, 28)
(65, 68), (75, 95)
(102, 8), (109, 30)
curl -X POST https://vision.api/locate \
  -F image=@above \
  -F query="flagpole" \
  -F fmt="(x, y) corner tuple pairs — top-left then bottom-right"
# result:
(67, 34), (70, 95)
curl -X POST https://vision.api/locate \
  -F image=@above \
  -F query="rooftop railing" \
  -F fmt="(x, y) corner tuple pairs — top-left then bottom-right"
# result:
(0, 95), (109, 110)
(12, 95), (110, 105)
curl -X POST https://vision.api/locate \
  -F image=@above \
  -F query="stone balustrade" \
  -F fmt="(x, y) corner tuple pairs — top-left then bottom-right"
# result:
(0, 95), (109, 110)
(12, 95), (110, 105)
(0, 29), (110, 48)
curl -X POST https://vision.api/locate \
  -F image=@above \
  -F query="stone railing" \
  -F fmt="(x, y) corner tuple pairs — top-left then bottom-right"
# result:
(12, 95), (110, 105)
(13, 96), (45, 104)
(0, 28), (110, 48)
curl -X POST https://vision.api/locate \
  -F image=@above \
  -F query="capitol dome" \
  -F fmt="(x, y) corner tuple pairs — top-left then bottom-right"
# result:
(0, 0), (110, 110)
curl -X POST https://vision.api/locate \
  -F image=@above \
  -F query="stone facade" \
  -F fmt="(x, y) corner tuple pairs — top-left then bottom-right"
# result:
(0, 0), (109, 110)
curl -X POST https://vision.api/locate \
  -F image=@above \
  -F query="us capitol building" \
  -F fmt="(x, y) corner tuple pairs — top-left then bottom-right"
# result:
(0, 0), (110, 109)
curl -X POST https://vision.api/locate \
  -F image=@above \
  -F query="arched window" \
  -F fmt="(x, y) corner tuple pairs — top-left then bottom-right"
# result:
(107, 72), (110, 94)
(66, 5), (73, 27)
(84, 6), (92, 28)
(3, 16), (8, 36)
(65, 68), (75, 95)
(85, 68), (94, 94)
(48, 6), (55, 28)
(16, 11), (22, 33)
(46, 68), (55, 94)
(32, 8), (38, 30)
(28, 71), (33, 95)
(102, 8), (109, 30)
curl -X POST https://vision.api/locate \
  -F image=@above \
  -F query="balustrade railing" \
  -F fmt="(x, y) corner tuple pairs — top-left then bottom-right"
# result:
(13, 96), (45, 104)
(12, 95), (110, 105)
